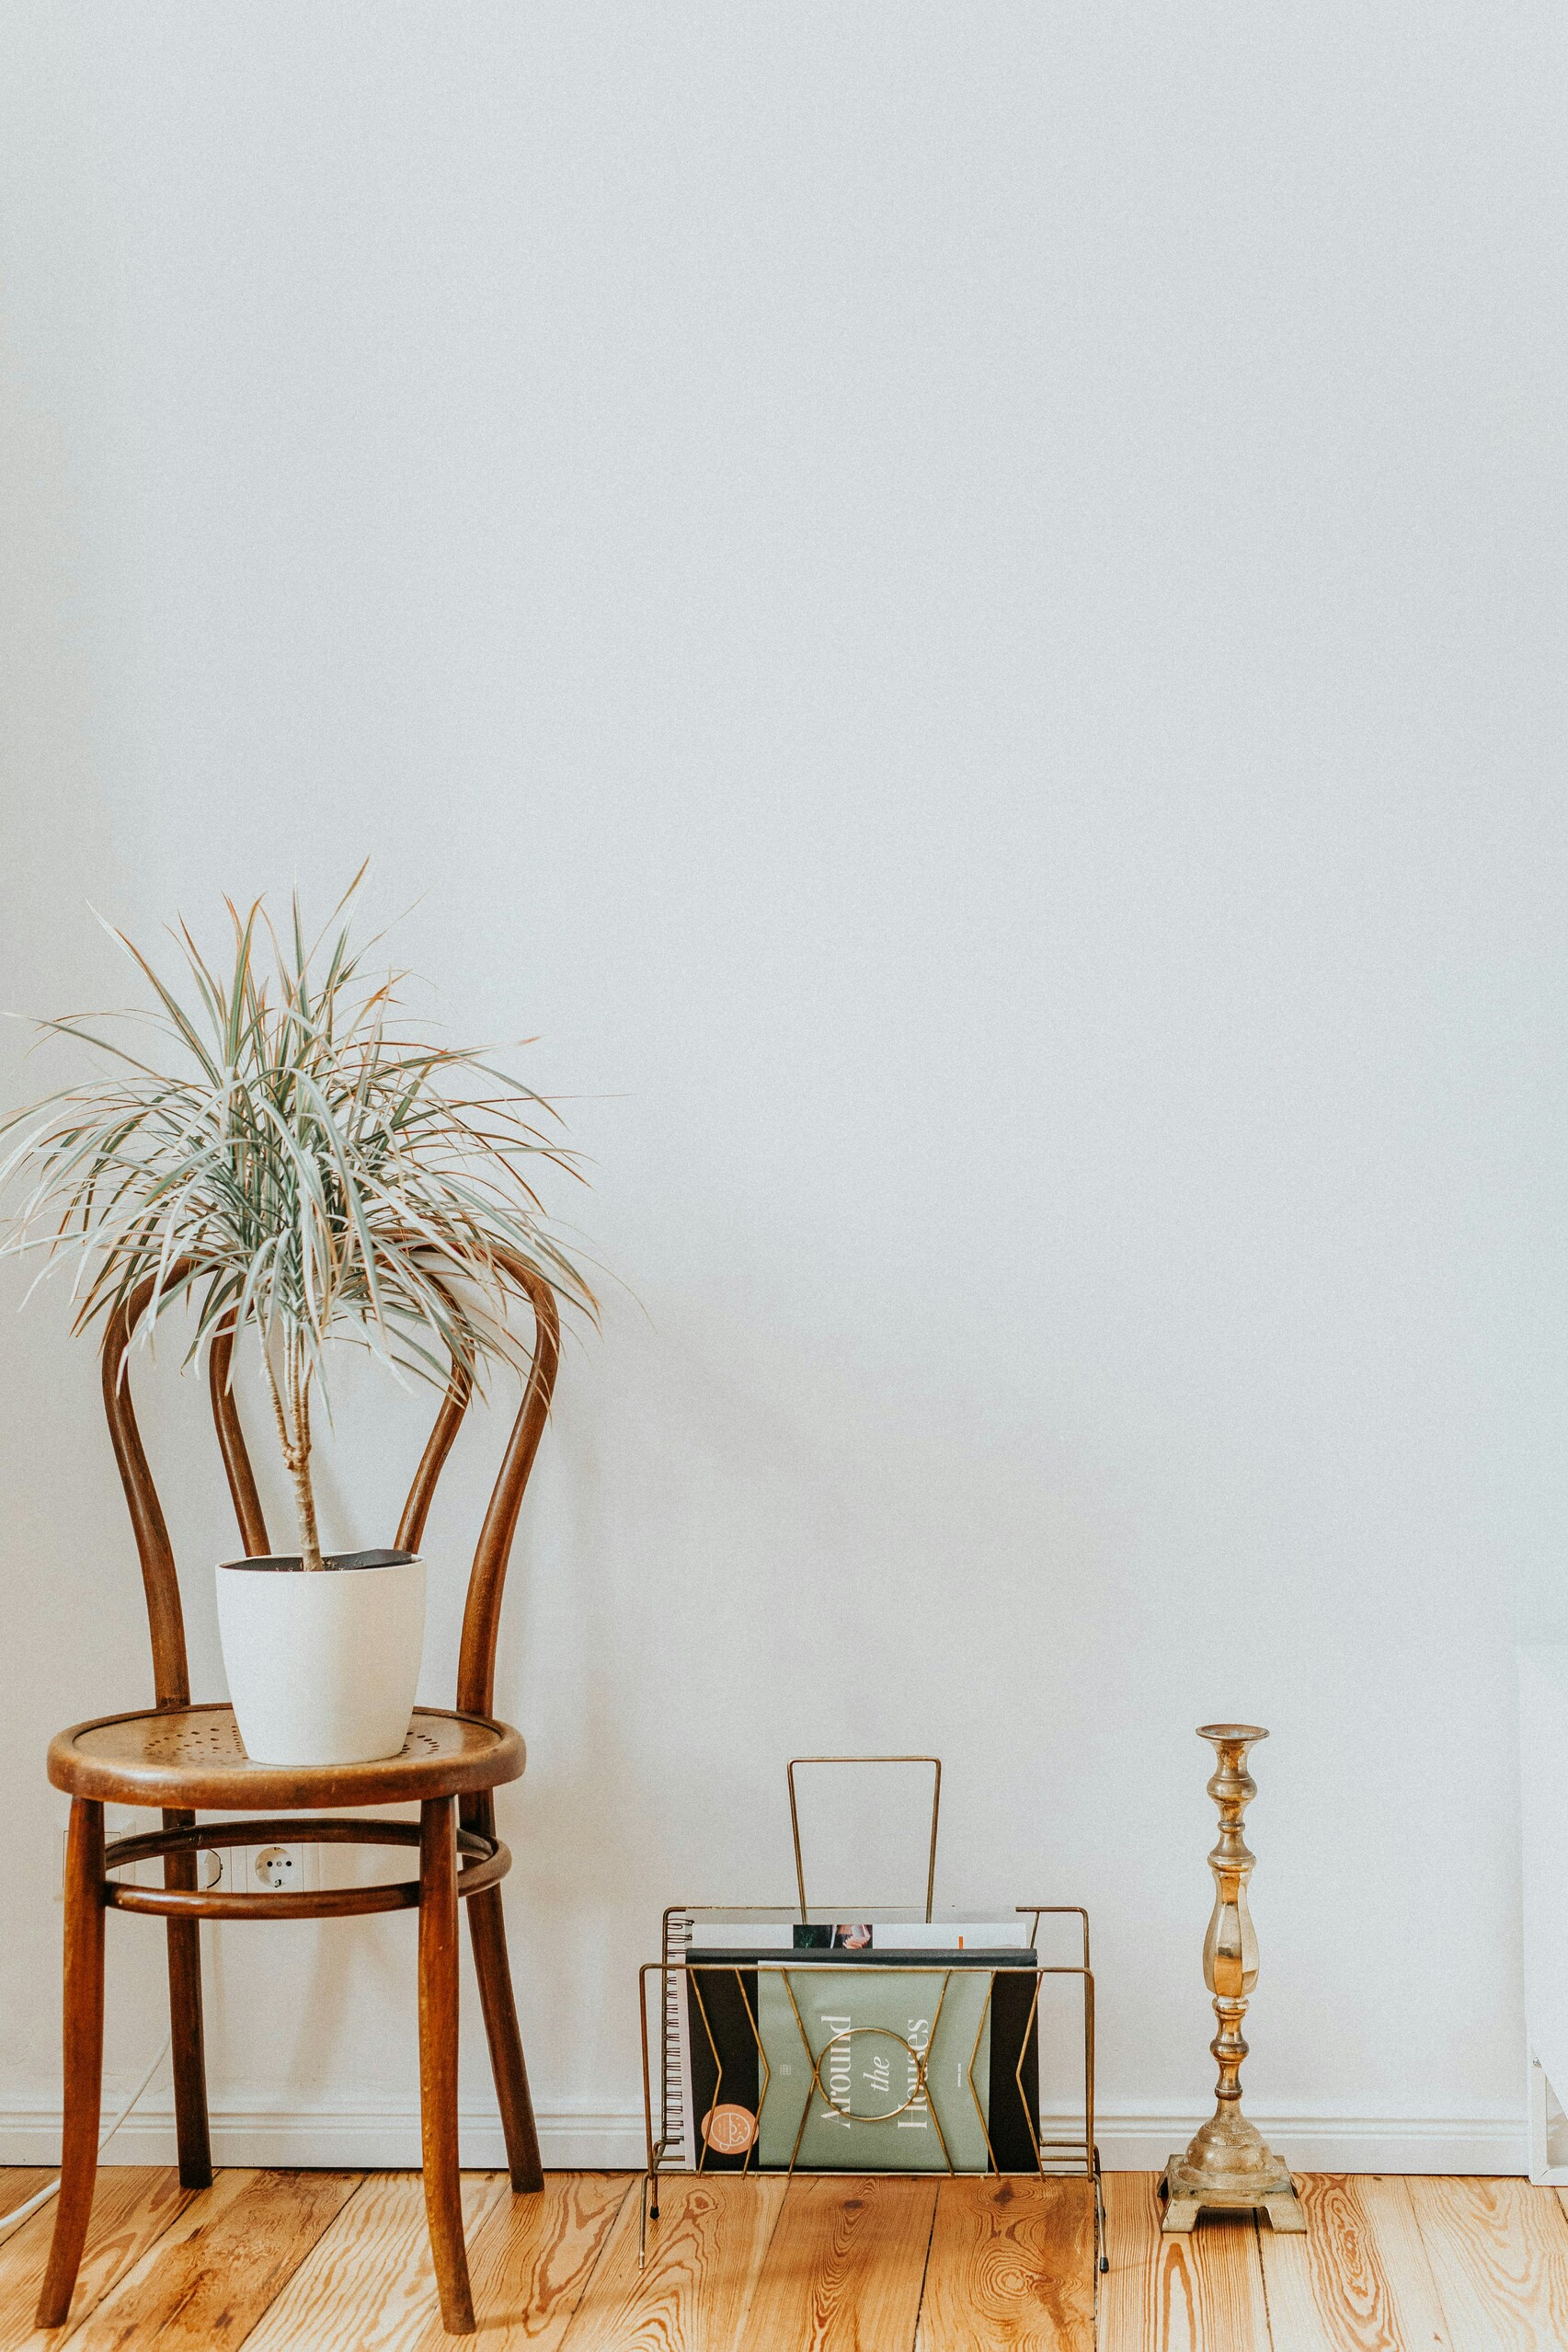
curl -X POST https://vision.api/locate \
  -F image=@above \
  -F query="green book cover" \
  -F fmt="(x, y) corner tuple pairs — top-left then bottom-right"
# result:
(756, 1966), (994, 2172)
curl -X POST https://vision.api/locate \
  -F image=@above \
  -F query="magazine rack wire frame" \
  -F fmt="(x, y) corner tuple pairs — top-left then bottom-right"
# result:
(637, 1760), (1104, 2292)
(785, 1753), (943, 1922)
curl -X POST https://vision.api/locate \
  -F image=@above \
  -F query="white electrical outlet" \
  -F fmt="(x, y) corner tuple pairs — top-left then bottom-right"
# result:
(252, 1843), (303, 1892)
(205, 1845), (236, 1892)
(219, 1841), (315, 1896)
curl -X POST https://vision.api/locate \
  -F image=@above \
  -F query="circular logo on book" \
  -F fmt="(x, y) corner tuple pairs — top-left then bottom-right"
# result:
(701, 2103), (759, 2155)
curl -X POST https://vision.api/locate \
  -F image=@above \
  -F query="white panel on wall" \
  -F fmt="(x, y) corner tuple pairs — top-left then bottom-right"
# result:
(1519, 1650), (1568, 2183)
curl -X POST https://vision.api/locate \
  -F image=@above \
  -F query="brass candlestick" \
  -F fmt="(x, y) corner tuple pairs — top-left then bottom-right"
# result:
(1161, 1724), (1305, 2233)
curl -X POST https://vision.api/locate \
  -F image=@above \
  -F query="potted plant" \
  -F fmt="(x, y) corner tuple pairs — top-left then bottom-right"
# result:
(0, 880), (593, 1765)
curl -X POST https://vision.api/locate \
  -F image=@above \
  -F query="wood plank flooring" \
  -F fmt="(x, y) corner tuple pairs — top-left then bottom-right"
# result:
(917, 2177), (1096, 2350)
(3, 2168), (1567, 2348)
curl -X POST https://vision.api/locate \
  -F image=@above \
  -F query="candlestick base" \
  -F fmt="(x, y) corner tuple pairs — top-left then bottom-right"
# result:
(1159, 2148), (1306, 2233)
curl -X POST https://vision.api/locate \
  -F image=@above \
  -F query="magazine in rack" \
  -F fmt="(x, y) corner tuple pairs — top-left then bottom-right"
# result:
(669, 1908), (1043, 2173)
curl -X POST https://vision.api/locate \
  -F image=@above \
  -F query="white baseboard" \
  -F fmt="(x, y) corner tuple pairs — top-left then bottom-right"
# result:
(1087, 2108), (1526, 2175)
(0, 2105), (641, 2174)
(0, 2102), (1527, 2176)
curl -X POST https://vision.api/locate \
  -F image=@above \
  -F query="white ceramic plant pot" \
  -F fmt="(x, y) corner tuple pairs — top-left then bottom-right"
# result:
(215, 1550), (427, 1766)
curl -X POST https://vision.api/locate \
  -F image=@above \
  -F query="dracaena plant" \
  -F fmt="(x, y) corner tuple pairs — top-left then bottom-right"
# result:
(0, 879), (594, 1569)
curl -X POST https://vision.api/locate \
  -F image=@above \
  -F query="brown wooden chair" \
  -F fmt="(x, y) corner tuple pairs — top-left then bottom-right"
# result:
(37, 1248), (560, 2337)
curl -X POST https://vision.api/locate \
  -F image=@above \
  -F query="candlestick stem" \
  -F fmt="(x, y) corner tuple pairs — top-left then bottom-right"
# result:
(1161, 1724), (1306, 2233)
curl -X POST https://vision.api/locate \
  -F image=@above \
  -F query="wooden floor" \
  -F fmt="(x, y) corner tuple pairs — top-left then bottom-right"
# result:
(3, 2166), (1568, 2348)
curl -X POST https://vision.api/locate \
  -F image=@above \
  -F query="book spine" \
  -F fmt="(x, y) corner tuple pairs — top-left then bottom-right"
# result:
(663, 1911), (694, 2170)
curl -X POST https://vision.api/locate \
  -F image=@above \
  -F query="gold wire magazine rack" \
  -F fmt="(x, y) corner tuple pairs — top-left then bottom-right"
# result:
(635, 1757), (1104, 2277)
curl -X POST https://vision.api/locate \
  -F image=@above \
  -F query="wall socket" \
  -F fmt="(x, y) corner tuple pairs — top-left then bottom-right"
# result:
(209, 1841), (316, 1897)
(251, 1843), (305, 1892)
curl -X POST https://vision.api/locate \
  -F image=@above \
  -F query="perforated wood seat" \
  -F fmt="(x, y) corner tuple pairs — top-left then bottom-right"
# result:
(37, 1248), (560, 2339)
(50, 1704), (523, 1812)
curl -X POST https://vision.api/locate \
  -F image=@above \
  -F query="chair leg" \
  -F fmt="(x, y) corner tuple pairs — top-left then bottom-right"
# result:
(467, 1883), (544, 2192)
(37, 1800), (106, 2330)
(419, 1796), (475, 2335)
(163, 1809), (212, 2189)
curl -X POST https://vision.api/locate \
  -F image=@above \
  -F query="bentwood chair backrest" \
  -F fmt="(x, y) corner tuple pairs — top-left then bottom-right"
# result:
(99, 1246), (561, 1720)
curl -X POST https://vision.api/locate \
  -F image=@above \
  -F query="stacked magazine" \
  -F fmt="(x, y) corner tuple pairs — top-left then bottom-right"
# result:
(662, 1908), (1042, 2174)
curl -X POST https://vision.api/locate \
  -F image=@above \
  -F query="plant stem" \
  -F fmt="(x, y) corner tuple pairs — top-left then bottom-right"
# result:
(289, 1336), (325, 1572)
(263, 1327), (326, 1570)
(292, 1450), (323, 1571)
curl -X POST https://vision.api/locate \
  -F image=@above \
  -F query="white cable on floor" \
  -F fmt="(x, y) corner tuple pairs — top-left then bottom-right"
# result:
(0, 2032), (175, 2245)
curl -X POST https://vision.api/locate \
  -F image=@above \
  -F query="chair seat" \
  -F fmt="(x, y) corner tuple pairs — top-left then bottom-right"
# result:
(48, 1703), (525, 1810)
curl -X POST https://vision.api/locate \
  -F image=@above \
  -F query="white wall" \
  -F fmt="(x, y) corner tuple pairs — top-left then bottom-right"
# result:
(1, 2), (1563, 2173)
